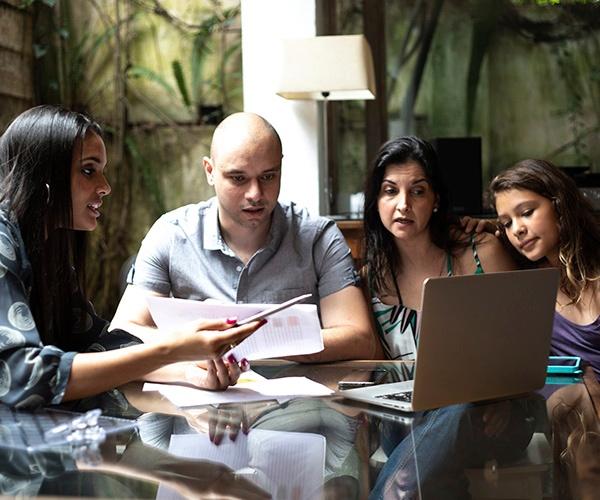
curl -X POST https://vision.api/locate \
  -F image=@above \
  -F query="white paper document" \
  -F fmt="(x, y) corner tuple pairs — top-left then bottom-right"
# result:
(157, 429), (326, 500)
(143, 376), (334, 407)
(147, 296), (323, 360)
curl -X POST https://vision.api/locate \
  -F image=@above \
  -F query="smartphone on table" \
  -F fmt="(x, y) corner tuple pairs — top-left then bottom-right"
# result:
(337, 368), (389, 390)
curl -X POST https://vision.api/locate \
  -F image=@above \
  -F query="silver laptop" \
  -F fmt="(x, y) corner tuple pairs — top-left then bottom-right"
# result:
(339, 268), (559, 412)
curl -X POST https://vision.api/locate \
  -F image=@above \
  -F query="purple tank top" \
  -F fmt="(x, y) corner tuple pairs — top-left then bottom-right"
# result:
(551, 311), (600, 379)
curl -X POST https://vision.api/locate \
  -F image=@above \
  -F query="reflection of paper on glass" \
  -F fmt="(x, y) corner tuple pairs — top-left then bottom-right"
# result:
(143, 377), (334, 408)
(146, 296), (323, 360)
(156, 430), (325, 500)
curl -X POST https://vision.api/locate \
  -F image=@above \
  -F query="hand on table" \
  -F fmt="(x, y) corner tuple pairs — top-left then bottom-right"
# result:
(208, 404), (250, 445)
(184, 354), (251, 391)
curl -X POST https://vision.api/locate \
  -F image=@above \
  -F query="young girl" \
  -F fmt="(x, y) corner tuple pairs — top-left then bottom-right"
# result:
(490, 159), (600, 377)
(0, 105), (264, 408)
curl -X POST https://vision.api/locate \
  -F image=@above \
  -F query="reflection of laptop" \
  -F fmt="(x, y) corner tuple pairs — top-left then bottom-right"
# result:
(339, 269), (559, 412)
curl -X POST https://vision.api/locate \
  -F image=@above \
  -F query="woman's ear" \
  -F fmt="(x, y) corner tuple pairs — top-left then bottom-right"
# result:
(433, 194), (440, 213)
(552, 197), (561, 217)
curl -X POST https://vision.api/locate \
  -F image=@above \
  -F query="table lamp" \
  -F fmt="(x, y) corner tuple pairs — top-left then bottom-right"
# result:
(276, 34), (376, 214)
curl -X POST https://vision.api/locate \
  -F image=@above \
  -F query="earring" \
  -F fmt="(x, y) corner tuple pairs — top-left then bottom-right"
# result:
(433, 207), (438, 213)
(45, 183), (51, 204)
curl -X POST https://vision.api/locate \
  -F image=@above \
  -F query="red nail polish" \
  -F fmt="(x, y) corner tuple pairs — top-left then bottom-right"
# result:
(240, 358), (250, 371)
(226, 317), (238, 325)
(227, 354), (237, 364)
(258, 318), (268, 327)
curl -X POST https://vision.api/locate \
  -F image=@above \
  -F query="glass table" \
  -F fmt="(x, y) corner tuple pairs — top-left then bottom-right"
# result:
(0, 359), (598, 499)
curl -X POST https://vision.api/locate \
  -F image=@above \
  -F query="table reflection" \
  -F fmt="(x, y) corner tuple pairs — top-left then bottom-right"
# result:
(1, 360), (599, 499)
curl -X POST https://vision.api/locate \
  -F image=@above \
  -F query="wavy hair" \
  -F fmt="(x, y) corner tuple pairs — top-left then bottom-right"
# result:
(490, 159), (600, 304)
(363, 136), (461, 295)
(0, 105), (102, 347)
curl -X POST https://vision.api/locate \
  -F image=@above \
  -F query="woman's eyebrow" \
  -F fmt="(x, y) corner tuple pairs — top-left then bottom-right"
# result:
(81, 155), (102, 163)
(382, 177), (428, 185)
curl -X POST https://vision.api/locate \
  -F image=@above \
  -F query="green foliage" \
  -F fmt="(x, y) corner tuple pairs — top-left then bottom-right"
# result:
(27, 0), (243, 317)
(171, 60), (192, 108)
(127, 65), (176, 97)
(20, 0), (56, 7)
(124, 136), (166, 217)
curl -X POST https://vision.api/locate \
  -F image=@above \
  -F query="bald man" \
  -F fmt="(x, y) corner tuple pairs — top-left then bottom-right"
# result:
(111, 113), (376, 364)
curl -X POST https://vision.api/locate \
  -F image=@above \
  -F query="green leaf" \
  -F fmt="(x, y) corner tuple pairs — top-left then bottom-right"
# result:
(33, 43), (47, 58)
(127, 65), (177, 96)
(172, 60), (191, 107)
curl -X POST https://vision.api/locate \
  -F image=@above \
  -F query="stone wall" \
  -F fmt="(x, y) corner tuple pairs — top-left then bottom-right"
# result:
(0, 0), (33, 131)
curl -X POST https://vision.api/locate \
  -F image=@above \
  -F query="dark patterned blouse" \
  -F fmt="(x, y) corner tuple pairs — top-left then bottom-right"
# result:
(0, 209), (140, 409)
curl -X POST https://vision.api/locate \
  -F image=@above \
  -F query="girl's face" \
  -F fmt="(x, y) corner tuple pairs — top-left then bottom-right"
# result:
(495, 188), (560, 265)
(377, 162), (438, 243)
(70, 131), (111, 231)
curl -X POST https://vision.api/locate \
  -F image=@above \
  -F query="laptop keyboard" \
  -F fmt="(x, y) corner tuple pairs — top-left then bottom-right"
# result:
(375, 391), (413, 403)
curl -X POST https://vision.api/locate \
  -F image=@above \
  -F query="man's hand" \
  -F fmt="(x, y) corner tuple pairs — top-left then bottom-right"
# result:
(184, 355), (250, 391)
(208, 404), (249, 445)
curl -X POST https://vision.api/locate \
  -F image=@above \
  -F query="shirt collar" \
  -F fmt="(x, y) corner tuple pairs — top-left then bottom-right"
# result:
(203, 198), (287, 255)
(203, 197), (227, 252)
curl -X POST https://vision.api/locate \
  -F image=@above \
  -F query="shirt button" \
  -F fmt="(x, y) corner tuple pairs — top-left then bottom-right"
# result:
(236, 265), (243, 272)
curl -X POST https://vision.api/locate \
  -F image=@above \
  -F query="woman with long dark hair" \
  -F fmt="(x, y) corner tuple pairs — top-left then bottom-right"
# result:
(363, 136), (515, 360)
(0, 105), (264, 408)
(363, 136), (539, 500)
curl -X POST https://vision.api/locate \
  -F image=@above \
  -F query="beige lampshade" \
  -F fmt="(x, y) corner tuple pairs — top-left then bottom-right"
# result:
(276, 34), (376, 101)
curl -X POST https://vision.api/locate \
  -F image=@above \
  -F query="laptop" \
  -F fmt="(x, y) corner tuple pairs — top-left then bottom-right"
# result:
(339, 268), (559, 412)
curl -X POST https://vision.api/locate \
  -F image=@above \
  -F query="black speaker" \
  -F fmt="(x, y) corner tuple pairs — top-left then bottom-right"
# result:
(431, 137), (483, 215)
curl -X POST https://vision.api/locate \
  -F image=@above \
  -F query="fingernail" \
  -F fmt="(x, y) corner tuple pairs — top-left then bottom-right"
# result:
(258, 318), (268, 327)
(227, 354), (237, 364)
(226, 317), (238, 325)
(240, 358), (250, 371)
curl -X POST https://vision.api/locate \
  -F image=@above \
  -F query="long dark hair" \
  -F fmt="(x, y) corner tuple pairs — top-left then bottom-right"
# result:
(363, 136), (459, 295)
(0, 105), (102, 347)
(490, 159), (600, 303)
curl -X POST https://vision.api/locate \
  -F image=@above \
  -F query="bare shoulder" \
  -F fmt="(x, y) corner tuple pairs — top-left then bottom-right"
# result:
(472, 232), (518, 272)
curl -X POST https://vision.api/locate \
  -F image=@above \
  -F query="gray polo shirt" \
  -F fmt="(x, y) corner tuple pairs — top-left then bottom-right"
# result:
(130, 198), (359, 306)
